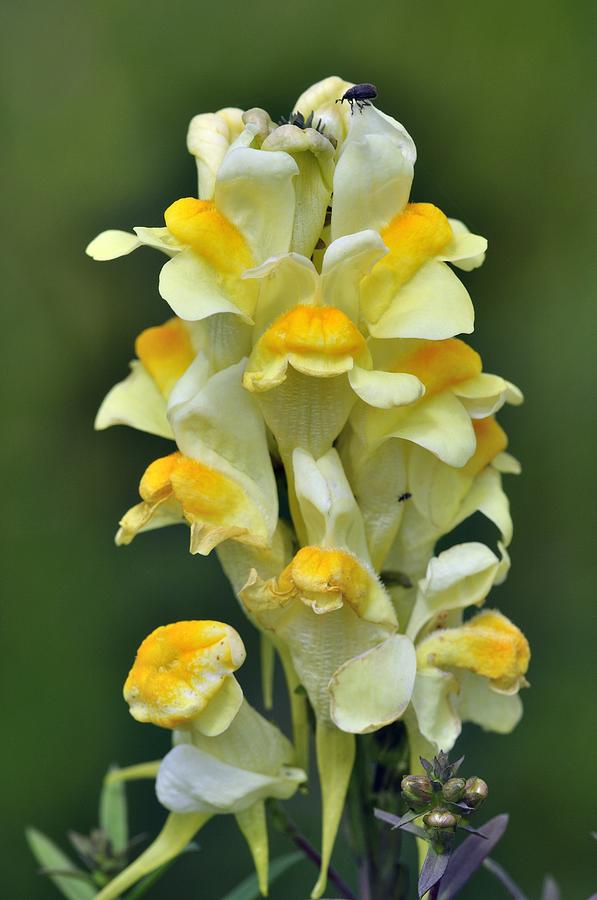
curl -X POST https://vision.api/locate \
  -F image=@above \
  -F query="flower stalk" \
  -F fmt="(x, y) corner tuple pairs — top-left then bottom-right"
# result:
(74, 75), (531, 898)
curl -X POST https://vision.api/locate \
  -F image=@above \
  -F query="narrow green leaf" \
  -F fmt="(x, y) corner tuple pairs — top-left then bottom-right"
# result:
(220, 851), (303, 900)
(100, 766), (128, 854)
(25, 828), (97, 900)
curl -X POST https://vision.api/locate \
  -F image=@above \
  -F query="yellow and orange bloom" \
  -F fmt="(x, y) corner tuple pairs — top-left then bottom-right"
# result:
(87, 76), (529, 900)
(404, 543), (530, 752)
(97, 619), (305, 900)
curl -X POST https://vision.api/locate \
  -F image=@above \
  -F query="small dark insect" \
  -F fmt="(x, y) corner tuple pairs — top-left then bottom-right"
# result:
(336, 82), (378, 114)
(398, 491), (412, 503)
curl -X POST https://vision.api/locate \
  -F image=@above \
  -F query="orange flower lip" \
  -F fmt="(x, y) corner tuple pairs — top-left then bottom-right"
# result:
(164, 197), (254, 274)
(379, 202), (453, 283)
(135, 318), (195, 396)
(124, 620), (246, 729)
(262, 305), (366, 357)
(462, 417), (508, 477)
(394, 338), (482, 397)
(417, 609), (530, 693)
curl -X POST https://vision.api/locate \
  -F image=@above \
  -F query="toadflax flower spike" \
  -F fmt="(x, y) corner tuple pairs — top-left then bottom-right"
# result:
(85, 75), (529, 900)
(97, 620), (305, 899)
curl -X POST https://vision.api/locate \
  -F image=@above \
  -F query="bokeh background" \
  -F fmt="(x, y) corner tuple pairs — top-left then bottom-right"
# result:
(2, 0), (596, 897)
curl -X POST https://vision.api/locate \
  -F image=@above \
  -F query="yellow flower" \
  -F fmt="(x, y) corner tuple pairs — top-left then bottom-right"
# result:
(350, 337), (522, 467)
(86, 137), (299, 323)
(101, 619), (306, 900)
(117, 451), (272, 554)
(124, 620), (246, 731)
(403, 543), (530, 752)
(95, 318), (202, 438)
(416, 609), (530, 694)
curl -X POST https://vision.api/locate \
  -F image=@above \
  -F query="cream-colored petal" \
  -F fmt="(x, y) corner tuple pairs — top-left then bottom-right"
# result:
(493, 451), (522, 474)
(192, 675), (244, 737)
(332, 106), (416, 240)
(352, 391), (476, 467)
(86, 230), (142, 260)
(86, 227), (182, 261)
(187, 695), (300, 773)
(293, 75), (354, 145)
(411, 668), (461, 751)
(215, 147), (299, 262)
(116, 494), (184, 545)
(293, 447), (370, 561)
(339, 430), (409, 570)
(455, 467), (513, 546)
(407, 443), (472, 532)
(159, 249), (254, 323)
(187, 109), (244, 200)
(321, 231), (388, 322)
(169, 359), (278, 538)
(407, 542), (501, 640)
(453, 373), (508, 418)
(457, 670), (523, 733)
(157, 744), (303, 814)
(133, 226), (182, 255)
(441, 219), (487, 270)
(95, 361), (173, 439)
(365, 259), (474, 340)
(262, 125), (335, 258)
(505, 380), (524, 405)
(330, 634), (416, 733)
(244, 253), (319, 337)
(348, 367), (424, 409)
(167, 353), (212, 409)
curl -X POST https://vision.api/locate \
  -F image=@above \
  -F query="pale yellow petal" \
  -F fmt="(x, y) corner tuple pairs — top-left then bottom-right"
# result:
(95, 361), (173, 438)
(329, 634), (416, 733)
(216, 147), (299, 262)
(365, 259), (474, 340)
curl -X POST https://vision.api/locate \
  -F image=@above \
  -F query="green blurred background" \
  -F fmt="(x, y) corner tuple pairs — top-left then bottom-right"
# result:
(2, 0), (596, 896)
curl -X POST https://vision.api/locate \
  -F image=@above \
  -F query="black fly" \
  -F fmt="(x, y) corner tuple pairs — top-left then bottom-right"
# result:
(336, 83), (378, 114)
(398, 492), (412, 503)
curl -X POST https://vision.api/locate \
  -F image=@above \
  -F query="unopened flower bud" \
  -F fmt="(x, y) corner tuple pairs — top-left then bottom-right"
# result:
(442, 777), (466, 802)
(423, 809), (457, 831)
(401, 774), (433, 806)
(463, 777), (488, 809)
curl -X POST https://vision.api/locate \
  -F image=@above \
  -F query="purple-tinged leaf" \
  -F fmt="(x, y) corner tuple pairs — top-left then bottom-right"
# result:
(419, 846), (451, 898)
(450, 756), (465, 777)
(438, 814), (509, 900)
(393, 810), (421, 829)
(482, 859), (528, 899)
(451, 801), (475, 814)
(420, 757), (433, 774)
(540, 876), (561, 900)
(459, 824), (487, 838)
(374, 808), (403, 828)
(401, 822), (429, 840)
(375, 808), (429, 840)
(374, 808), (419, 829)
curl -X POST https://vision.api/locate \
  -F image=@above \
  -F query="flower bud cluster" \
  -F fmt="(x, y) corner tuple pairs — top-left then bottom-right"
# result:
(402, 753), (488, 853)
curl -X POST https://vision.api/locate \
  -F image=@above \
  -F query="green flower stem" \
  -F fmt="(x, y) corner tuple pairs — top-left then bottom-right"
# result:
(347, 728), (411, 900)
(268, 800), (356, 900)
